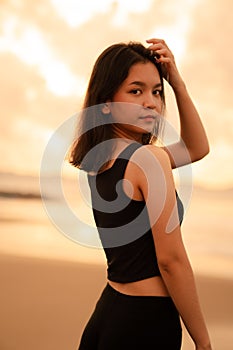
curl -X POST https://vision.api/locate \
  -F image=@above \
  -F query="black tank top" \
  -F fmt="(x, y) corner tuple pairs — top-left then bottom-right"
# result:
(88, 143), (184, 283)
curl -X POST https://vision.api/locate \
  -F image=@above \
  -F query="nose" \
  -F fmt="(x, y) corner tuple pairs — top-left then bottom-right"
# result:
(143, 93), (159, 110)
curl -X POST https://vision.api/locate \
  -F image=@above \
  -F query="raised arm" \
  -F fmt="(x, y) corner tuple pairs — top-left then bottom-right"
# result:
(146, 38), (210, 169)
(133, 145), (212, 349)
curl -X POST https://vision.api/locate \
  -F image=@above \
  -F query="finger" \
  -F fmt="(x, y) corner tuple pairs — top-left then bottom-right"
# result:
(146, 38), (166, 45)
(157, 57), (172, 64)
(146, 38), (157, 43)
(148, 43), (164, 51)
(153, 48), (170, 57)
(148, 43), (171, 55)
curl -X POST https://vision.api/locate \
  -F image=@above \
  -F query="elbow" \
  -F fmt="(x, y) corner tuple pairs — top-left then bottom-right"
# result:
(157, 250), (191, 275)
(200, 142), (210, 159)
(191, 144), (210, 162)
(205, 144), (210, 157)
(157, 255), (182, 275)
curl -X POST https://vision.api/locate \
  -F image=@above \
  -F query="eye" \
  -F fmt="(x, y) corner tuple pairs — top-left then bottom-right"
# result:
(153, 89), (163, 96)
(130, 89), (141, 95)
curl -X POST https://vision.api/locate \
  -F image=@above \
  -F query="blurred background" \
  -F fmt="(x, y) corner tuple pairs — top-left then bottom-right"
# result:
(0, 0), (233, 349)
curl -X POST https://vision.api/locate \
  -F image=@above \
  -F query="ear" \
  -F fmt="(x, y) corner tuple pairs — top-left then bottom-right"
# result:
(101, 103), (111, 115)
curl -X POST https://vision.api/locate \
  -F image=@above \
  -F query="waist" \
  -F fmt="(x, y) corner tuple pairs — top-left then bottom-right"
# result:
(108, 275), (169, 297)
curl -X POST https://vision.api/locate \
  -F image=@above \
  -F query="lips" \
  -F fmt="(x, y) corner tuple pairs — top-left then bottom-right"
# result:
(139, 115), (156, 120)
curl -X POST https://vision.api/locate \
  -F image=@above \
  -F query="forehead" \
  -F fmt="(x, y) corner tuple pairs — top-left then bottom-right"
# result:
(124, 61), (161, 85)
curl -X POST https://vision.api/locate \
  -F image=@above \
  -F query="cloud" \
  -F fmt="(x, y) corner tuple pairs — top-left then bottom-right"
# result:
(0, 51), (79, 174)
(181, 0), (233, 138)
(0, 0), (233, 187)
(179, 0), (233, 187)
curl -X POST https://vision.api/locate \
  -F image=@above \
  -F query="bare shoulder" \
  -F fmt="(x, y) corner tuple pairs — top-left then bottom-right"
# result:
(131, 144), (172, 171)
(144, 144), (171, 160)
(128, 144), (173, 194)
(130, 144), (175, 202)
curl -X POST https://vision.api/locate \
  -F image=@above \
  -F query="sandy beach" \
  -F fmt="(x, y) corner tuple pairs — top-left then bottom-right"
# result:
(0, 174), (233, 349)
(0, 252), (232, 350)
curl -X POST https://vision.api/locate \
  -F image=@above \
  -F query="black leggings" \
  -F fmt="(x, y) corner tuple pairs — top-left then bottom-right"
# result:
(78, 283), (182, 350)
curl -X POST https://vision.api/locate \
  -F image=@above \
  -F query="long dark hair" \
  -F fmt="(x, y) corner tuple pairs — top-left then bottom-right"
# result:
(69, 41), (166, 172)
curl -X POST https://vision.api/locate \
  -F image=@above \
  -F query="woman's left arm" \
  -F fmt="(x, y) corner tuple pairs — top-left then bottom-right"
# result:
(147, 38), (210, 169)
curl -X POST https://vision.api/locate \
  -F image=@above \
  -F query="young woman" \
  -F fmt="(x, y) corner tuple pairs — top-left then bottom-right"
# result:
(70, 39), (212, 350)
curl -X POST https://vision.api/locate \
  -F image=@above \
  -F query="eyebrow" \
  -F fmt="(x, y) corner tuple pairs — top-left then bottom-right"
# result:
(129, 81), (162, 88)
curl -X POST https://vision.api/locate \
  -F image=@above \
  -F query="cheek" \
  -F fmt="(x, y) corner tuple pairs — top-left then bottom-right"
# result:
(155, 97), (163, 114)
(110, 103), (141, 122)
(110, 105), (124, 122)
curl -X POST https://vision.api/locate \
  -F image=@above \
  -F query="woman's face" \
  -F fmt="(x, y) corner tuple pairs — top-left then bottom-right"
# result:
(106, 61), (163, 138)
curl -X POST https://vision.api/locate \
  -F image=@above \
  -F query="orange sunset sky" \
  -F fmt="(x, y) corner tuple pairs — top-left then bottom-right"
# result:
(0, 0), (233, 189)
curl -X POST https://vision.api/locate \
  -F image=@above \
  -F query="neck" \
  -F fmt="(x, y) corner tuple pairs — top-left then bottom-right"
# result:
(112, 124), (143, 144)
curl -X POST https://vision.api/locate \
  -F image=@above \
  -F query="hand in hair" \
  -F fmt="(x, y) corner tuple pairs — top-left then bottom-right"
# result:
(146, 38), (184, 91)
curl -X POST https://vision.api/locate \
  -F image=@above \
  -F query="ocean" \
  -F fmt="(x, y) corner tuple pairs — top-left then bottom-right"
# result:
(1, 171), (232, 278)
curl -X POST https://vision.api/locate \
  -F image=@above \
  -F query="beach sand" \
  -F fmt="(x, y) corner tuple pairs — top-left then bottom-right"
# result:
(0, 174), (232, 349)
(0, 253), (232, 350)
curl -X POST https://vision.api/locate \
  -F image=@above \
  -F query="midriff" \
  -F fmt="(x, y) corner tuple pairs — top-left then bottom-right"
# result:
(108, 275), (169, 297)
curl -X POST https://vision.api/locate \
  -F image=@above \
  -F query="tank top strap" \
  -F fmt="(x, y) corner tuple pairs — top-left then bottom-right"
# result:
(113, 142), (143, 179)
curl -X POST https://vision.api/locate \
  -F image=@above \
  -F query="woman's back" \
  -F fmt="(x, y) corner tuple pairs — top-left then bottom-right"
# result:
(88, 142), (184, 286)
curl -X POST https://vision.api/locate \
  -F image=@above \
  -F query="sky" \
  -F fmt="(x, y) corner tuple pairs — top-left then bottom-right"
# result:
(0, 0), (233, 189)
